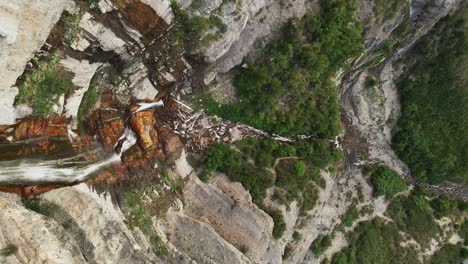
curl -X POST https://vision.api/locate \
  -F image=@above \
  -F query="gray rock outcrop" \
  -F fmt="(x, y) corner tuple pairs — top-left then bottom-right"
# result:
(0, 0), (71, 124)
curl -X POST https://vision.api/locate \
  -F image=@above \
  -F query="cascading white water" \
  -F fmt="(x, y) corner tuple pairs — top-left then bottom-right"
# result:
(0, 101), (163, 185)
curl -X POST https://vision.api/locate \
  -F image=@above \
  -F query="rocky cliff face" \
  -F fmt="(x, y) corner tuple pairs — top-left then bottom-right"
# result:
(0, 0), (465, 263)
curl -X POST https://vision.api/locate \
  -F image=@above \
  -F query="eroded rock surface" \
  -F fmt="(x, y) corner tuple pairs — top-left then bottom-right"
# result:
(0, 0), (71, 124)
(0, 194), (86, 264)
(183, 174), (274, 263)
(41, 184), (159, 264)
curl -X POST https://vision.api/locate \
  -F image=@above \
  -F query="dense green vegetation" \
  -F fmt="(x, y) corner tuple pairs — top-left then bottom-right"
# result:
(205, 0), (363, 137)
(392, 9), (468, 185)
(387, 187), (468, 249)
(15, 51), (73, 117)
(332, 218), (419, 264)
(430, 244), (468, 264)
(364, 165), (408, 198)
(386, 191), (440, 247)
(202, 143), (275, 204)
(267, 208), (287, 239)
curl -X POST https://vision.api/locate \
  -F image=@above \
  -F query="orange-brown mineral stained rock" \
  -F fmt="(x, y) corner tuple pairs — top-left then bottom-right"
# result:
(0, 185), (67, 197)
(111, 0), (169, 44)
(130, 109), (158, 151)
(13, 115), (68, 141)
(88, 93), (126, 153)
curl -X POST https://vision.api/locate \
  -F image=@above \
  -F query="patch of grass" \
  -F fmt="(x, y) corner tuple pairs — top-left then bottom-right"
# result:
(15, 51), (73, 117)
(208, 15), (227, 33)
(374, 0), (406, 21)
(77, 72), (100, 129)
(61, 11), (82, 44)
(123, 191), (152, 234)
(23, 198), (60, 218)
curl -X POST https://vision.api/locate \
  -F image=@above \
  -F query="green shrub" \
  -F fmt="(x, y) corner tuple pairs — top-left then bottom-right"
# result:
(366, 165), (407, 198)
(429, 195), (458, 218)
(16, 51), (73, 117)
(364, 75), (378, 88)
(342, 207), (359, 227)
(311, 234), (334, 256)
(292, 231), (302, 241)
(267, 208), (286, 239)
(293, 160), (307, 177)
(202, 143), (274, 204)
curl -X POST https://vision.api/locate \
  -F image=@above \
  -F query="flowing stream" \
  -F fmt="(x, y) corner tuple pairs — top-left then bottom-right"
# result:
(0, 102), (162, 185)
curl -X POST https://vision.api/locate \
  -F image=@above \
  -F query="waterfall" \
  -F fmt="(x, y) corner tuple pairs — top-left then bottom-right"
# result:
(0, 101), (163, 185)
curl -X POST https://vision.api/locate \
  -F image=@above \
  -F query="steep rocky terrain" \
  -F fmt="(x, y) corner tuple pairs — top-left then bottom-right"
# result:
(0, 0), (466, 263)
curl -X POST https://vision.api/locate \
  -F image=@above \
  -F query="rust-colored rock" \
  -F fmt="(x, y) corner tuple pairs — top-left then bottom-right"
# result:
(2, 115), (73, 158)
(89, 94), (126, 153)
(13, 115), (68, 141)
(111, 0), (169, 44)
(130, 109), (158, 151)
(0, 184), (67, 197)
